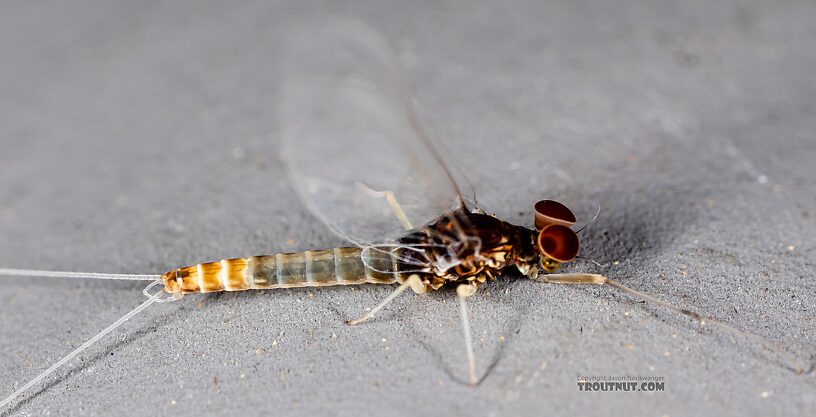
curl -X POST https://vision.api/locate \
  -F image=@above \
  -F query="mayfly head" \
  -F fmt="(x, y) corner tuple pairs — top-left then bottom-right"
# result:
(533, 200), (579, 273)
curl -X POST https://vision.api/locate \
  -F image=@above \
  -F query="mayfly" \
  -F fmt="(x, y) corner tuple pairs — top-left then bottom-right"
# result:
(0, 22), (808, 411)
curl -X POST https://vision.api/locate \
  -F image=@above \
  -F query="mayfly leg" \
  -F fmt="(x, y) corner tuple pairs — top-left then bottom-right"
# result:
(346, 272), (482, 385)
(346, 188), (420, 324)
(355, 182), (415, 231)
(346, 274), (424, 325)
(456, 283), (478, 385)
(533, 273), (811, 374)
(345, 189), (483, 385)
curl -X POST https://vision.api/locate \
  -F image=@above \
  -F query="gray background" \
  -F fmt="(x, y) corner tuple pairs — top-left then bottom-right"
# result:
(1, 0), (814, 416)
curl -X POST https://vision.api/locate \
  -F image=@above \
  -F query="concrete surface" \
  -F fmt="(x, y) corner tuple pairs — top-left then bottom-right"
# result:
(1, 1), (814, 416)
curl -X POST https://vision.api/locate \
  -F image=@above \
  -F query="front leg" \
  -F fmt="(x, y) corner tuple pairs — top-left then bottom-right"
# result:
(533, 272), (809, 374)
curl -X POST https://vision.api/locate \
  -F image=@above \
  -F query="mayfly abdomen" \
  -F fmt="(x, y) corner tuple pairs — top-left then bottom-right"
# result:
(160, 247), (398, 294)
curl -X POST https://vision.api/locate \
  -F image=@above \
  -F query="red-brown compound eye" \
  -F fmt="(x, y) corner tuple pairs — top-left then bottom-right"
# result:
(536, 224), (579, 263)
(534, 200), (576, 231)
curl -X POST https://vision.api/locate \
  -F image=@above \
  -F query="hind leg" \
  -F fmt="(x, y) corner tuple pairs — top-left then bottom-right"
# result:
(346, 275), (426, 325)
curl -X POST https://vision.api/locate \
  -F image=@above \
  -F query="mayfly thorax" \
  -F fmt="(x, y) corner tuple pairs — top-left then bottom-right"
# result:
(0, 21), (810, 412)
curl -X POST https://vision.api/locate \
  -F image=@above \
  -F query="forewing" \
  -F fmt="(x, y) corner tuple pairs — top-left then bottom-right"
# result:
(279, 22), (465, 246)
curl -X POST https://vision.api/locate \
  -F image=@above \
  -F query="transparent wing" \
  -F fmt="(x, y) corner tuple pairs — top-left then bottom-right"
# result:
(279, 21), (467, 246)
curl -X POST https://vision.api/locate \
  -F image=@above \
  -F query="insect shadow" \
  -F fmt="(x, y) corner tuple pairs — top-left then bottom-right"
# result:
(563, 184), (703, 330)
(316, 275), (530, 385)
(561, 157), (814, 373)
(411, 279), (533, 385)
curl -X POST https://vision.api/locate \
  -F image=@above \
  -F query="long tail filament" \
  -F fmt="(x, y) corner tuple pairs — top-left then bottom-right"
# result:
(0, 281), (167, 409)
(0, 268), (159, 281)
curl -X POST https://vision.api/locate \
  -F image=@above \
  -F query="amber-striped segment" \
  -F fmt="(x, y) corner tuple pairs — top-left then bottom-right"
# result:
(160, 247), (398, 294)
(161, 258), (249, 294)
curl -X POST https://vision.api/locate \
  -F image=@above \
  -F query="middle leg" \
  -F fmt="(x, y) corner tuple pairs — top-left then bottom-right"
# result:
(457, 283), (479, 385)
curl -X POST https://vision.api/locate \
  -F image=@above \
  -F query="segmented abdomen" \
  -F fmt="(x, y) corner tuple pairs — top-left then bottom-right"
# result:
(161, 247), (398, 294)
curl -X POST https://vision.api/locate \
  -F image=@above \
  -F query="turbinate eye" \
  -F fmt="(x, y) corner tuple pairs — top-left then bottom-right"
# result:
(534, 200), (576, 231)
(536, 224), (579, 263)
